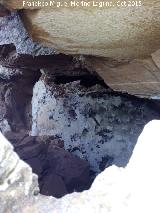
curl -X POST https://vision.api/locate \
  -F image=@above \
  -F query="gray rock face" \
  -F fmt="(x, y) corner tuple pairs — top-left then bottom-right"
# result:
(0, 13), (55, 55)
(0, 66), (40, 132)
(0, 132), (39, 213)
(4, 0), (160, 60)
(31, 80), (160, 172)
(0, 65), (22, 80)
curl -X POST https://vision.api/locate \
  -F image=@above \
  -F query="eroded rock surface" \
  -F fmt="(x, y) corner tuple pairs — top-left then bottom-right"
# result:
(0, 12), (55, 55)
(85, 56), (160, 98)
(1, 12), (160, 97)
(46, 119), (160, 213)
(2, 0), (160, 60)
(31, 79), (160, 172)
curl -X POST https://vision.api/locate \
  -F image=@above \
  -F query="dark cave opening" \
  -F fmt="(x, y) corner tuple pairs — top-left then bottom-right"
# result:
(53, 73), (109, 89)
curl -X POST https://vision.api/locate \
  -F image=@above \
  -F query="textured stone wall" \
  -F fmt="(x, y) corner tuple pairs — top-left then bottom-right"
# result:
(31, 79), (160, 172)
(1, 7), (160, 97)
(2, 0), (160, 60)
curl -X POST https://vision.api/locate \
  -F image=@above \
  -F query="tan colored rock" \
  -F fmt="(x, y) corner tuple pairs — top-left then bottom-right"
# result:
(152, 49), (160, 70)
(85, 56), (160, 97)
(1, 0), (160, 59)
(1, 0), (160, 97)
(1, 1), (160, 97)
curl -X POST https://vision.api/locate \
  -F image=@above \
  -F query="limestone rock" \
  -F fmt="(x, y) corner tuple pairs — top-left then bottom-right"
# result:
(85, 56), (160, 98)
(31, 79), (160, 172)
(152, 49), (160, 70)
(1, 0), (160, 60)
(1, 7), (160, 98)
(1, 13), (160, 98)
(0, 132), (39, 213)
(0, 12), (55, 55)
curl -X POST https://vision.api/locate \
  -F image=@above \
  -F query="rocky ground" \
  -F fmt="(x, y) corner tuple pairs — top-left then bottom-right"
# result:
(1, 8), (160, 211)
(1, 121), (160, 213)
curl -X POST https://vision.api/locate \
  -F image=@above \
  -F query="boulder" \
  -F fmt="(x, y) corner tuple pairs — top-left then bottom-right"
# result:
(85, 56), (160, 98)
(31, 79), (160, 172)
(1, 12), (160, 98)
(1, 5), (160, 97)
(1, 0), (160, 60)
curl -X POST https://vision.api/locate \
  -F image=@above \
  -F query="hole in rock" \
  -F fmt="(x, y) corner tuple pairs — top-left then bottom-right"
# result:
(3, 69), (160, 199)
(53, 73), (108, 89)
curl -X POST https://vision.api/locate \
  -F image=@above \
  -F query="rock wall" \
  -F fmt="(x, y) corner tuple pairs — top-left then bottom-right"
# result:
(0, 12), (54, 55)
(85, 56), (160, 98)
(1, 8), (160, 97)
(31, 79), (160, 172)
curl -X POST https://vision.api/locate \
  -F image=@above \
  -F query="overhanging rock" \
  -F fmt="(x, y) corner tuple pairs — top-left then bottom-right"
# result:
(2, 0), (160, 60)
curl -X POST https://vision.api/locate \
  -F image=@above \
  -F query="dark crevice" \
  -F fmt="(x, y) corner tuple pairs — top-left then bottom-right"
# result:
(53, 74), (109, 89)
